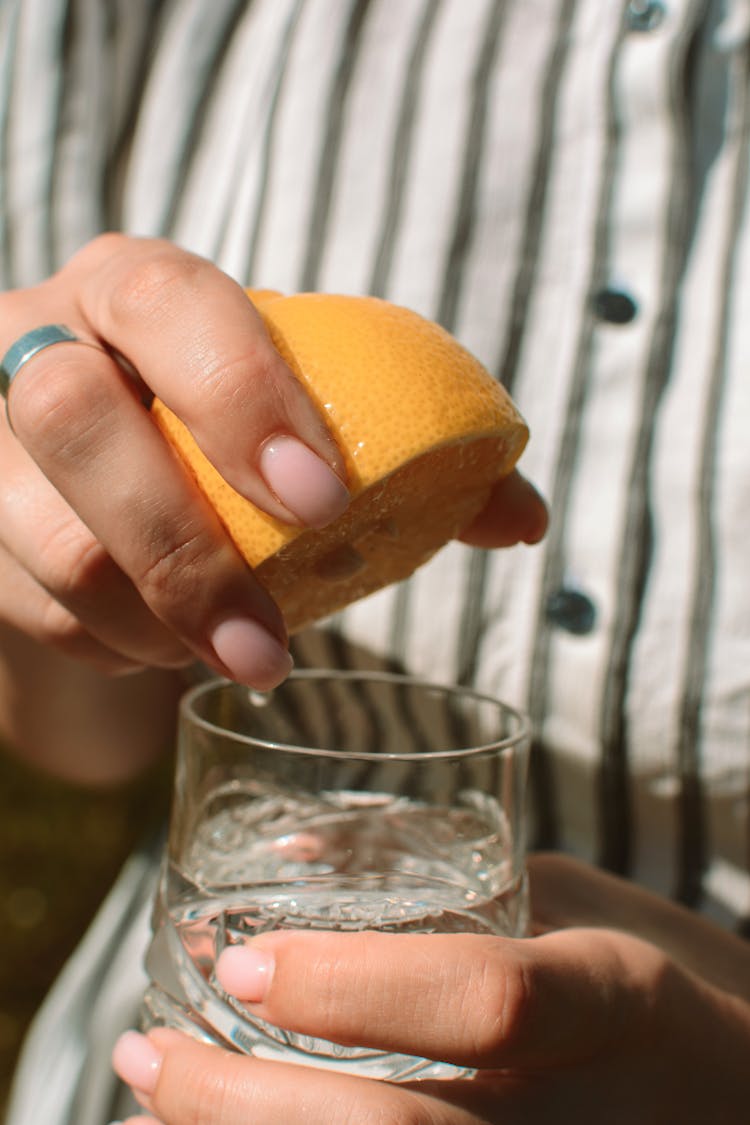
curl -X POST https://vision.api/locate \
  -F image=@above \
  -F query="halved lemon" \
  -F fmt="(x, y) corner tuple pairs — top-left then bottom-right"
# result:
(151, 291), (528, 633)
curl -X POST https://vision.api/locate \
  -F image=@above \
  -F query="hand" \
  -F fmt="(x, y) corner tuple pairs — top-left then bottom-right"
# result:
(112, 856), (750, 1124)
(0, 235), (545, 688)
(0, 235), (351, 688)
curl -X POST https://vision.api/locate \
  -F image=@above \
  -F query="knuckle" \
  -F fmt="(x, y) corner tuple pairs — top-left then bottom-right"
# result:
(606, 930), (675, 1024)
(9, 356), (84, 443)
(107, 243), (206, 327)
(36, 518), (111, 605)
(462, 943), (534, 1065)
(198, 346), (278, 406)
(133, 524), (215, 608)
(9, 354), (117, 462)
(36, 523), (193, 670)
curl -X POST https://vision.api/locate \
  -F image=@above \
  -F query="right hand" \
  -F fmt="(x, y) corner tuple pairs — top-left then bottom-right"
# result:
(112, 858), (750, 1125)
(0, 235), (351, 689)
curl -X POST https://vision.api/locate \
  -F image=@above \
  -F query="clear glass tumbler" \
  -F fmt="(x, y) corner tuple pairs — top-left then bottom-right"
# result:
(142, 670), (530, 1081)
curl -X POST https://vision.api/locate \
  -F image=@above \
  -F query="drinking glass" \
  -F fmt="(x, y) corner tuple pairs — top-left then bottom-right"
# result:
(141, 670), (530, 1081)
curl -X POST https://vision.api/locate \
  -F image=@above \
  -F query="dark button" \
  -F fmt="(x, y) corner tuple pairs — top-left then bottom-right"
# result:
(626, 1), (666, 32)
(545, 587), (597, 636)
(591, 287), (639, 325)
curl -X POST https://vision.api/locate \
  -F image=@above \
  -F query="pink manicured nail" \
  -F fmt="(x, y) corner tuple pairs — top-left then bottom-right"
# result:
(111, 1119), (161, 1125)
(211, 617), (293, 689)
(112, 1031), (163, 1096)
(108, 1120), (160, 1125)
(260, 436), (349, 529)
(216, 943), (275, 1002)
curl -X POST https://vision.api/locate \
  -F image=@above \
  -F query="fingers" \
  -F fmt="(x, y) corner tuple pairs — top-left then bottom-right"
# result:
(112, 934), (750, 1124)
(0, 395), (290, 684)
(0, 236), (353, 684)
(4, 347), (292, 683)
(113, 1029), (484, 1125)
(0, 424), (193, 669)
(0, 539), (143, 674)
(458, 470), (548, 548)
(213, 927), (667, 1071)
(62, 234), (349, 524)
(0, 234), (544, 687)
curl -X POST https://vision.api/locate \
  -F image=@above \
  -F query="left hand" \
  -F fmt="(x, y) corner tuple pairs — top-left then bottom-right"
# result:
(112, 855), (750, 1124)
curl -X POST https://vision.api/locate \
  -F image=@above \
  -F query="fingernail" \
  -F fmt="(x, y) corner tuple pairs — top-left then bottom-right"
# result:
(216, 943), (275, 1003)
(110, 1119), (160, 1125)
(112, 1031), (163, 1096)
(260, 435), (349, 529)
(211, 617), (293, 689)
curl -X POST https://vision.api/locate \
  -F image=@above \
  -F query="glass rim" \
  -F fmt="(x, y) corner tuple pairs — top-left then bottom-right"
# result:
(180, 670), (530, 762)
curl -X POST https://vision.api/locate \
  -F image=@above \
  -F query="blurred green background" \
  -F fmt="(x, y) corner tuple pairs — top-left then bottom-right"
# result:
(0, 745), (172, 1112)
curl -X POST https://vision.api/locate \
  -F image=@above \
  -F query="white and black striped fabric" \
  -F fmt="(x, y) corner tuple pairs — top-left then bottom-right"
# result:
(3, 1), (750, 1121)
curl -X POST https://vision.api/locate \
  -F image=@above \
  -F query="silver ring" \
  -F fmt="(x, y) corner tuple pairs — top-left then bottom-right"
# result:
(0, 324), (79, 398)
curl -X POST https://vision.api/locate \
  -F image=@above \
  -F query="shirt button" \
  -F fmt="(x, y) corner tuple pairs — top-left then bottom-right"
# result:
(545, 587), (597, 636)
(591, 287), (639, 325)
(626, 1), (666, 32)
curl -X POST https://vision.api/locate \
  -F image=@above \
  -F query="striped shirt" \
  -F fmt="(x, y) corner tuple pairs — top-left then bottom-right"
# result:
(3, 1), (750, 1121)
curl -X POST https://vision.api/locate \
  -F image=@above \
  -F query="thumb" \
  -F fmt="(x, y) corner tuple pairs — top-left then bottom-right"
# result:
(458, 470), (548, 548)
